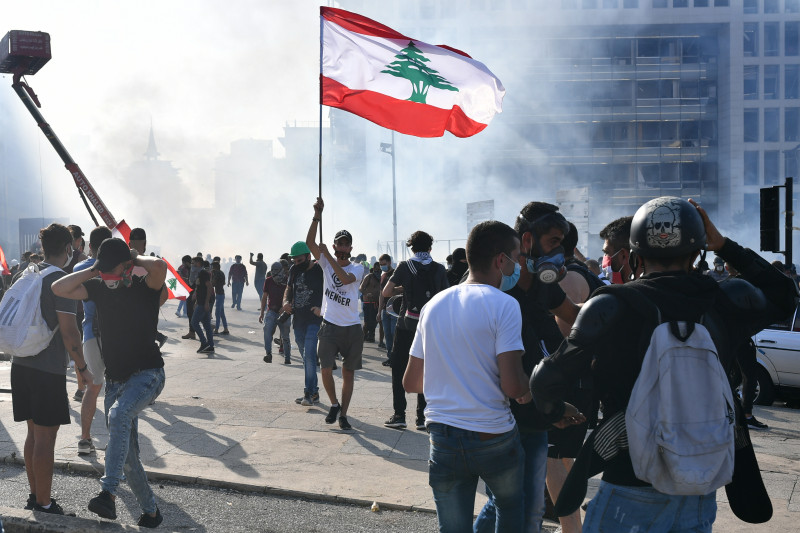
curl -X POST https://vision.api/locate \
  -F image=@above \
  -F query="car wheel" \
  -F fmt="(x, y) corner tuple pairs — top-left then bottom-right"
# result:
(753, 366), (776, 406)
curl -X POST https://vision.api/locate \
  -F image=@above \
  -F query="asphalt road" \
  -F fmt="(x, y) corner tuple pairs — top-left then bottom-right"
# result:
(0, 462), (439, 532)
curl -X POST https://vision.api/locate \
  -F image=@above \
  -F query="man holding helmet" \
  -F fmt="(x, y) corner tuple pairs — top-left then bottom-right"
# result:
(530, 197), (797, 531)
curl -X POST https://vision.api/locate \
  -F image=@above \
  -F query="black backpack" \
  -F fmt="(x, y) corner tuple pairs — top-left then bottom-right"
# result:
(403, 260), (437, 321)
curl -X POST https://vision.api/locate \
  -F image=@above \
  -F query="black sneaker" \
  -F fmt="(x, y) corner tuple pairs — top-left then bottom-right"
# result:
(196, 344), (208, 354)
(34, 498), (74, 516)
(381, 358), (391, 367)
(284, 358), (291, 365)
(746, 416), (769, 430)
(201, 345), (215, 354)
(312, 392), (320, 403)
(156, 332), (167, 349)
(325, 404), (341, 424)
(339, 416), (352, 430)
(25, 493), (35, 510)
(264, 354), (273, 363)
(73, 388), (85, 402)
(384, 414), (407, 429)
(415, 417), (427, 431)
(137, 508), (163, 528)
(88, 489), (117, 519)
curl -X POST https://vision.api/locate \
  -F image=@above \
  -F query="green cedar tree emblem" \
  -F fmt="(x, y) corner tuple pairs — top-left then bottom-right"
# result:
(381, 41), (459, 104)
(167, 278), (177, 291)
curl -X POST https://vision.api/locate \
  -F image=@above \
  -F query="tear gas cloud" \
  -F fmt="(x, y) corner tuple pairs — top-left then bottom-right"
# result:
(0, 1), (791, 267)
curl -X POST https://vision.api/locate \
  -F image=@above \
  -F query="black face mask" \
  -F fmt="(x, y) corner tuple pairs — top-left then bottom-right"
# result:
(335, 250), (350, 261)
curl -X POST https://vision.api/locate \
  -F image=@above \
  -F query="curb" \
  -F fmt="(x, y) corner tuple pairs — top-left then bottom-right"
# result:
(0, 455), (438, 515)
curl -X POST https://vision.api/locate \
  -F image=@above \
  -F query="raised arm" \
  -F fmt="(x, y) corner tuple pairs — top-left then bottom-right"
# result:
(52, 267), (95, 301)
(306, 197), (323, 260)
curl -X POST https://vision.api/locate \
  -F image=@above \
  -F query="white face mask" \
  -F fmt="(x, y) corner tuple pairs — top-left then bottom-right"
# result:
(63, 246), (73, 268)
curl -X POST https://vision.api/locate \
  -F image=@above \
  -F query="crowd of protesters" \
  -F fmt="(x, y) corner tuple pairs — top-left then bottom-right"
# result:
(3, 194), (799, 532)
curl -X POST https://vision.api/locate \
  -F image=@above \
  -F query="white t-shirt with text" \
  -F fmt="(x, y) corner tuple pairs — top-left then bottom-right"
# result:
(319, 255), (366, 327)
(410, 283), (524, 434)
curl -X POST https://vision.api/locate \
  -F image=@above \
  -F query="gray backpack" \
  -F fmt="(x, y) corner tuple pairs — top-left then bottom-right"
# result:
(626, 311), (735, 495)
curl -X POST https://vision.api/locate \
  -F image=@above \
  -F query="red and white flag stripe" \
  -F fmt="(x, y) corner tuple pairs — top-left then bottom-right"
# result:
(164, 259), (192, 300)
(321, 7), (504, 138)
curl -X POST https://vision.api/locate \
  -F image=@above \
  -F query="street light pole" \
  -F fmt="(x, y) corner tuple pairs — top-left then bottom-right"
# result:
(380, 131), (398, 261)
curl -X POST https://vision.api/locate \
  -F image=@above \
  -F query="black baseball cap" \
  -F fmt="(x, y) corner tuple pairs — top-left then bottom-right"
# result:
(95, 238), (132, 272)
(334, 230), (353, 244)
(129, 227), (146, 241)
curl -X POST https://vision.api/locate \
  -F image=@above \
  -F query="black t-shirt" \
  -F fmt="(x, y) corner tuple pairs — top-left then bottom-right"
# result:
(288, 262), (323, 328)
(84, 276), (164, 381)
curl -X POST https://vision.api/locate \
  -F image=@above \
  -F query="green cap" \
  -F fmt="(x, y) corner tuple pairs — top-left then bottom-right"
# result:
(289, 241), (311, 258)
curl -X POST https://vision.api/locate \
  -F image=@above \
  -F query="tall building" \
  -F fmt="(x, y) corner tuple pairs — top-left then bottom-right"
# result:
(336, 0), (800, 253)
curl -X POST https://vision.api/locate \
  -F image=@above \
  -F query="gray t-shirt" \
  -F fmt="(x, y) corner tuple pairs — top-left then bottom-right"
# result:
(11, 264), (75, 375)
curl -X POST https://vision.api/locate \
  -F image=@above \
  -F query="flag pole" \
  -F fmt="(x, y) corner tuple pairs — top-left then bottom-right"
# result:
(318, 11), (324, 243)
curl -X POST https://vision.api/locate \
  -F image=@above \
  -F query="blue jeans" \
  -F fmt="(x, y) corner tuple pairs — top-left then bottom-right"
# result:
(215, 294), (227, 330)
(474, 430), (548, 533)
(263, 310), (291, 358)
(176, 299), (186, 316)
(254, 278), (265, 302)
(191, 305), (214, 347)
(102, 368), (165, 514)
(583, 481), (716, 532)
(294, 321), (320, 397)
(231, 281), (244, 310)
(428, 423), (525, 533)
(381, 309), (397, 354)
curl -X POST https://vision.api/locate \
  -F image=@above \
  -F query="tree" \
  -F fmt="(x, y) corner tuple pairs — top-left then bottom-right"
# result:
(381, 41), (459, 104)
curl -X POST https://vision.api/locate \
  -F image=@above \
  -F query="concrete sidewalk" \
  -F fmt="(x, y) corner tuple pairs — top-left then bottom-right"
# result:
(1, 298), (799, 531)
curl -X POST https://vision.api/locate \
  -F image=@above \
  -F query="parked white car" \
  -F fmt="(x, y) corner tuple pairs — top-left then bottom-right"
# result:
(752, 306), (800, 405)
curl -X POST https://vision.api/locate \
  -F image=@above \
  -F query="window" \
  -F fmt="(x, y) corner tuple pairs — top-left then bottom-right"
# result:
(787, 22), (800, 56)
(787, 65), (800, 98)
(765, 151), (780, 185)
(582, 0), (598, 7)
(623, 0), (639, 6)
(638, 38), (659, 57)
(765, 108), (779, 141)
(602, 0), (619, 6)
(786, 151), (799, 178)
(744, 23), (759, 57)
(652, 0), (668, 6)
(764, 23), (779, 56)
(674, 0), (689, 7)
(744, 65), (759, 100)
(765, 0), (779, 13)
(694, 0), (709, 6)
(788, 0), (800, 13)
(744, 109), (759, 142)
(787, 107), (800, 141)
(743, 0), (758, 14)
(745, 152), (759, 185)
(638, 80), (660, 98)
(715, 0), (729, 5)
(765, 65), (779, 99)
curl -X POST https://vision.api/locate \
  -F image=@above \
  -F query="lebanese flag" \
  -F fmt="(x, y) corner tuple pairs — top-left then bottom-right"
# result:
(111, 219), (131, 244)
(321, 7), (504, 138)
(0, 244), (10, 276)
(163, 258), (192, 300)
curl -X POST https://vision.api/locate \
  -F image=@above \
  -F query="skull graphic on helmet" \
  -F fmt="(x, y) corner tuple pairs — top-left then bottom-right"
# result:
(646, 201), (682, 249)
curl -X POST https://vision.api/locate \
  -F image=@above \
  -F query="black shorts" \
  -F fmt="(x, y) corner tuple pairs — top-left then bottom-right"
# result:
(11, 364), (70, 427)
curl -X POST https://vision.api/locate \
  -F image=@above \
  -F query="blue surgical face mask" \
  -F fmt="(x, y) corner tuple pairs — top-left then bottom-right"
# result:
(380, 265), (389, 272)
(500, 254), (521, 291)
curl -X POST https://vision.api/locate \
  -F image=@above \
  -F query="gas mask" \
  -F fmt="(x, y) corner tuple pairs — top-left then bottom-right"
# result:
(527, 246), (567, 284)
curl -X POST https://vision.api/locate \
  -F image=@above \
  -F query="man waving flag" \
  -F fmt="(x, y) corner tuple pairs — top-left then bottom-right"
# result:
(321, 7), (505, 138)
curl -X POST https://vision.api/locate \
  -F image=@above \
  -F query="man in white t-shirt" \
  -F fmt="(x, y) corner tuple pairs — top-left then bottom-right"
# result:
(403, 220), (534, 532)
(306, 197), (366, 431)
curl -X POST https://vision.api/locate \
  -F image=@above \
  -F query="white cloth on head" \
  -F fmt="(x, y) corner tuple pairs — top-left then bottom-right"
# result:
(410, 283), (523, 433)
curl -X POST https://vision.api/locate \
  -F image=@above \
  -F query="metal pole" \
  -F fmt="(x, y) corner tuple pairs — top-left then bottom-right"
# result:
(11, 76), (114, 227)
(786, 177), (794, 270)
(392, 130), (397, 261)
(318, 15), (324, 242)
